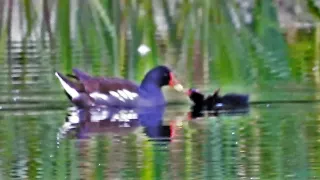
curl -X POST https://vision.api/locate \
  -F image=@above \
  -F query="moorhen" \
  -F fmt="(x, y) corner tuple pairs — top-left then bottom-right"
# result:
(187, 88), (249, 111)
(55, 66), (184, 108)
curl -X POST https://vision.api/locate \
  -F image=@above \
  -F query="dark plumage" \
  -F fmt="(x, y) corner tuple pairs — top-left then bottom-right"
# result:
(187, 88), (249, 111)
(55, 65), (183, 108)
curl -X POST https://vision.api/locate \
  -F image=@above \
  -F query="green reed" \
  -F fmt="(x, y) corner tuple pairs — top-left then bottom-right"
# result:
(0, 0), (319, 91)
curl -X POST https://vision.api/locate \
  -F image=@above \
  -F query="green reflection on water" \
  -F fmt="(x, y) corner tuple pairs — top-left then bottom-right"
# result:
(0, 101), (319, 179)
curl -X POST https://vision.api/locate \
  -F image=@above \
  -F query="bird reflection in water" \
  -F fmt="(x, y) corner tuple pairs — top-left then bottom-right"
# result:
(58, 100), (250, 142)
(187, 102), (250, 120)
(58, 105), (172, 142)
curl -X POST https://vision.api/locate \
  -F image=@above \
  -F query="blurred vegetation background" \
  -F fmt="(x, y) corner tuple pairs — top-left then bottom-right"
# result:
(1, 0), (320, 98)
(1, 1), (320, 179)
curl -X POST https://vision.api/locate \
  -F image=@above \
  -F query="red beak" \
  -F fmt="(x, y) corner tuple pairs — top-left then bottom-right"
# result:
(169, 72), (179, 87)
(168, 72), (184, 92)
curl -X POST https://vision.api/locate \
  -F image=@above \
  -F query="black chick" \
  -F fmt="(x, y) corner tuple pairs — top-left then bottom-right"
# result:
(187, 88), (249, 111)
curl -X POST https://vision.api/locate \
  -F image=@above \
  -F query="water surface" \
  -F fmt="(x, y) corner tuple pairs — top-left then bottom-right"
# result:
(0, 90), (319, 180)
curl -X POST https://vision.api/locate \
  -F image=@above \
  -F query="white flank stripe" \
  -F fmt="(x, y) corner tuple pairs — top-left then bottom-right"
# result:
(55, 72), (79, 99)
(122, 89), (133, 100)
(117, 90), (128, 99)
(131, 92), (138, 98)
(90, 92), (109, 100)
(123, 89), (138, 100)
(109, 91), (125, 102)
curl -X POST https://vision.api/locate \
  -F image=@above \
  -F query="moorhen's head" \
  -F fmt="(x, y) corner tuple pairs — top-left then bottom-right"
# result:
(141, 66), (183, 91)
(187, 88), (205, 105)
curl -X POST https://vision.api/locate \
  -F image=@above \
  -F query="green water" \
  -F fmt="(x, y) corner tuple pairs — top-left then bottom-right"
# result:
(0, 42), (320, 180)
(0, 77), (320, 179)
(1, 33), (320, 180)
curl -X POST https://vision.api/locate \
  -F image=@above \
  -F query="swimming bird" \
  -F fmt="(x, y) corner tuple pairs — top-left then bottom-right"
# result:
(55, 66), (184, 108)
(187, 88), (249, 111)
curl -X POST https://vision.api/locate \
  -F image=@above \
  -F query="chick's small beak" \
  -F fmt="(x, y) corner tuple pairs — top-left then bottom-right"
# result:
(186, 89), (192, 96)
(169, 72), (184, 92)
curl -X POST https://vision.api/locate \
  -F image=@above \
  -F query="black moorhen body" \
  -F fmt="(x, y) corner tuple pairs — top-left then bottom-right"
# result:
(55, 66), (184, 108)
(187, 88), (249, 111)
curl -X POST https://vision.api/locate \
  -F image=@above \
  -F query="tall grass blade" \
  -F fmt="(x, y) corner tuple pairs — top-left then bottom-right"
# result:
(57, 0), (72, 72)
(209, 0), (246, 86)
(142, 0), (159, 66)
(179, 10), (195, 86)
(0, 1), (4, 31)
(128, 1), (143, 81)
(6, 0), (13, 90)
(90, 0), (119, 76)
(252, 0), (291, 81)
(307, 0), (320, 19)
(161, 0), (178, 49)
(0, 0), (8, 66)
(43, 0), (56, 70)
(23, 0), (34, 37)
(201, 0), (211, 86)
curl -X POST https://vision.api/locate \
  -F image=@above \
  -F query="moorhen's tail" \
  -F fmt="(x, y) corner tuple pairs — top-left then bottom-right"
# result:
(55, 72), (82, 100)
(72, 68), (92, 82)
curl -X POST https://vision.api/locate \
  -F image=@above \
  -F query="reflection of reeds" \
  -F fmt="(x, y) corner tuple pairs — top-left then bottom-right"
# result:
(123, 135), (140, 179)
(238, 115), (261, 179)
(169, 119), (186, 179)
